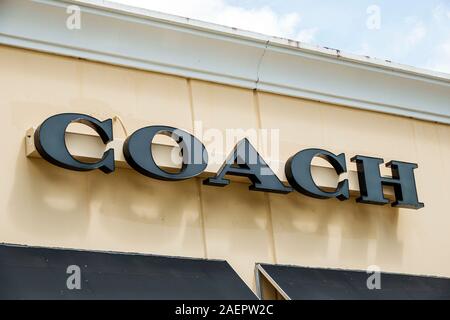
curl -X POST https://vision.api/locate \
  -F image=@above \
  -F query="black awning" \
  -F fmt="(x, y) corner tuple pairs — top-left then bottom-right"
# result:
(257, 263), (450, 300)
(0, 244), (256, 300)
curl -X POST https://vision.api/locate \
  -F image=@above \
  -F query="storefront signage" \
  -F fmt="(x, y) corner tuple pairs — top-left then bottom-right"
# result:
(34, 113), (424, 209)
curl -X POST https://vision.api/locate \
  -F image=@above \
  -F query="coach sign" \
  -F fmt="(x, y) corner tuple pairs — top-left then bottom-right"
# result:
(33, 113), (424, 210)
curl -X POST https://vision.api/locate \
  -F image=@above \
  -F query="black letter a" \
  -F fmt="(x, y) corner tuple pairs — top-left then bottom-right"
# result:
(203, 138), (292, 194)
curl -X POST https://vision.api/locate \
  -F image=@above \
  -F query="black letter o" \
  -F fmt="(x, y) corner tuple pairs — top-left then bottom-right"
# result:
(123, 126), (208, 181)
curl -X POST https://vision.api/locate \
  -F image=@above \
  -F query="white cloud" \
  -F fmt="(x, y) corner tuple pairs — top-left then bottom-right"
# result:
(296, 27), (318, 43)
(354, 42), (371, 56)
(111, 0), (316, 42)
(405, 21), (427, 47)
(404, 17), (427, 49)
(424, 4), (450, 74)
(426, 39), (450, 73)
(390, 17), (427, 58)
(432, 3), (450, 22)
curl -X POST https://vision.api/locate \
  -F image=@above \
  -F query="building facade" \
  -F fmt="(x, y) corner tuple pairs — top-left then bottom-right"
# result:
(0, 0), (450, 299)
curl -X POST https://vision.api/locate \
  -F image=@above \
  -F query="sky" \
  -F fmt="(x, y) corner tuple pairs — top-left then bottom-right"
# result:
(110, 0), (450, 74)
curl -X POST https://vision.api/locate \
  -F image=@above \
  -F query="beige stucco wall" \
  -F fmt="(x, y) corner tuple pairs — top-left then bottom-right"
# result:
(1, 45), (449, 293)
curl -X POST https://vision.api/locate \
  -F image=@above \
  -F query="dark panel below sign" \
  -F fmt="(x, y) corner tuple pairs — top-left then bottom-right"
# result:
(0, 244), (256, 300)
(258, 263), (450, 300)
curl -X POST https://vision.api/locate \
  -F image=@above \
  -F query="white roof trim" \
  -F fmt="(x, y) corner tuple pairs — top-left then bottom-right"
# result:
(1, 0), (449, 124)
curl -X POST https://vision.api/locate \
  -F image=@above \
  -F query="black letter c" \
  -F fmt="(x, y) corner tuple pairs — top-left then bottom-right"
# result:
(285, 148), (349, 200)
(34, 113), (115, 173)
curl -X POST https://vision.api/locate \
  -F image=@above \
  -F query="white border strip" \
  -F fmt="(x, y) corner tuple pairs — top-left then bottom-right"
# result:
(255, 264), (291, 300)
